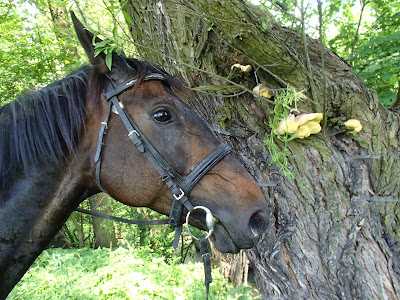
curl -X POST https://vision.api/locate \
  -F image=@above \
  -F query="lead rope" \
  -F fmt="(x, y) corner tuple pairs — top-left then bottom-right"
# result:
(185, 206), (217, 299)
(199, 235), (212, 299)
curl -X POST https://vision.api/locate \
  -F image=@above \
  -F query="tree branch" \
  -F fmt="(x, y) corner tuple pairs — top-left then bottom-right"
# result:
(389, 81), (400, 114)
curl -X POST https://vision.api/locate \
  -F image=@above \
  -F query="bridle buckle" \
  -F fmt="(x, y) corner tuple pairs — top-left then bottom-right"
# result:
(128, 130), (139, 137)
(173, 188), (185, 201)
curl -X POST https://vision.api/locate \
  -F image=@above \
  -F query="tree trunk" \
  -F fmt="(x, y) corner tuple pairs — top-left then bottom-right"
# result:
(122, 0), (400, 299)
(70, 212), (85, 248)
(46, 2), (78, 58)
(213, 249), (250, 286)
(88, 193), (118, 248)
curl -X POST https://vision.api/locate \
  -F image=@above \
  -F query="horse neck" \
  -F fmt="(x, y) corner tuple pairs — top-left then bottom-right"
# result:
(0, 156), (93, 298)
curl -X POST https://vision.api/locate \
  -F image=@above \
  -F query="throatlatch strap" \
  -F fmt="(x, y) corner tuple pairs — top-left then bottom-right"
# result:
(199, 235), (212, 299)
(94, 100), (114, 193)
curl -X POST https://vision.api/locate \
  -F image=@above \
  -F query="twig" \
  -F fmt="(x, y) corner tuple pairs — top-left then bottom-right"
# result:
(317, 0), (327, 129)
(300, 0), (318, 103)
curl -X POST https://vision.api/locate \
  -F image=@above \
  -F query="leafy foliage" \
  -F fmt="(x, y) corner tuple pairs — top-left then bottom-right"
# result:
(93, 37), (122, 71)
(260, 0), (400, 106)
(8, 247), (260, 299)
(351, 31), (400, 106)
(0, 2), (82, 105)
(263, 86), (304, 179)
(325, 0), (400, 106)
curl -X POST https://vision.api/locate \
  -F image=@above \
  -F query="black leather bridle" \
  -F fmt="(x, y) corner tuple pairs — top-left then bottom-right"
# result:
(90, 73), (231, 297)
(94, 73), (231, 231)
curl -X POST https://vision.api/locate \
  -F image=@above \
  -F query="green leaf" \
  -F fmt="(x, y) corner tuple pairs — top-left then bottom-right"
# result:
(94, 39), (112, 48)
(94, 48), (103, 57)
(105, 52), (113, 71)
(122, 10), (134, 24)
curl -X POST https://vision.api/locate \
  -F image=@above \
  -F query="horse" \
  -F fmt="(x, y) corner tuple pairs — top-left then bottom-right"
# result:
(0, 12), (270, 298)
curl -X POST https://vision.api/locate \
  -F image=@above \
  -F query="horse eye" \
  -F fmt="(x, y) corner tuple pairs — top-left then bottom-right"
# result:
(153, 109), (172, 123)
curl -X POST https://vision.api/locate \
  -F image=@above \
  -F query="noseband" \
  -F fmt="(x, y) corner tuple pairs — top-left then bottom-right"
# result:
(94, 73), (231, 243)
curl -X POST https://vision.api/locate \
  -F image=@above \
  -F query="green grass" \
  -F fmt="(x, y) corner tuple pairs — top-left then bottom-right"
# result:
(8, 247), (260, 300)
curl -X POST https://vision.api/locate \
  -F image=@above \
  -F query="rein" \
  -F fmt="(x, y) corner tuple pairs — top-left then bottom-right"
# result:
(83, 73), (232, 298)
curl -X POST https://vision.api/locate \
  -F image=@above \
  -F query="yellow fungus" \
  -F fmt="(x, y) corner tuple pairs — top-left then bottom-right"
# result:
(344, 119), (362, 134)
(293, 121), (322, 139)
(253, 84), (273, 99)
(274, 113), (323, 138)
(295, 113), (323, 125)
(293, 125), (311, 139)
(231, 63), (241, 69)
(231, 64), (252, 73)
(274, 114), (299, 135)
(241, 65), (252, 72)
(304, 121), (322, 135)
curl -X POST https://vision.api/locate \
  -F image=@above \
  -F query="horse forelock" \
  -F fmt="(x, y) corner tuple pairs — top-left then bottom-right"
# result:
(0, 66), (91, 190)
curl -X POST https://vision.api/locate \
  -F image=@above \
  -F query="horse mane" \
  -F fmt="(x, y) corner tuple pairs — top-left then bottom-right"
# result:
(0, 66), (91, 189)
(0, 58), (184, 191)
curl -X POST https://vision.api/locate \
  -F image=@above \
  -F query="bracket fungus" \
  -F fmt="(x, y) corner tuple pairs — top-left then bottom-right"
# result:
(275, 113), (323, 139)
(344, 119), (362, 134)
(231, 63), (252, 73)
(253, 84), (273, 99)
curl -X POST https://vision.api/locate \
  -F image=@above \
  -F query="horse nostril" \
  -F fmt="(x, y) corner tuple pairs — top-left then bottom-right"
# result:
(249, 211), (266, 237)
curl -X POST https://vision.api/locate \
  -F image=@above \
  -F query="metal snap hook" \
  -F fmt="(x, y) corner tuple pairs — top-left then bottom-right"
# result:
(185, 206), (218, 240)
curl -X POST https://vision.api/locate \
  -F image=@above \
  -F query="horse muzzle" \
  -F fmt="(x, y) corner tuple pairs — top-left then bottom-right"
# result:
(186, 204), (269, 253)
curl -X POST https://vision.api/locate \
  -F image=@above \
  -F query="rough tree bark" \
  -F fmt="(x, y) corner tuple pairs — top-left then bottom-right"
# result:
(122, 0), (399, 299)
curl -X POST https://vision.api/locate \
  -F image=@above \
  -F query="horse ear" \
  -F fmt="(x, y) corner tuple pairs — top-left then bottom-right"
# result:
(70, 11), (109, 72)
(71, 11), (131, 74)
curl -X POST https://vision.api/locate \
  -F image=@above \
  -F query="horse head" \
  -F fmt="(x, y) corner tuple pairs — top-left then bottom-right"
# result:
(71, 12), (270, 254)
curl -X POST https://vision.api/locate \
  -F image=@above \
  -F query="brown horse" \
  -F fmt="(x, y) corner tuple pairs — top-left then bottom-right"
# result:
(0, 13), (270, 298)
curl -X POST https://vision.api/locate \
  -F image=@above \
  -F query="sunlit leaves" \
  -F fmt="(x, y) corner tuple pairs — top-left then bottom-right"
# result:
(8, 247), (260, 299)
(352, 31), (400, 106)
(92, 37), (119, 70)
(325, 0), (400, 106)
(259, 0), (400, 106)
(0, 2), (82, 105)
(122, 10), (134, 24)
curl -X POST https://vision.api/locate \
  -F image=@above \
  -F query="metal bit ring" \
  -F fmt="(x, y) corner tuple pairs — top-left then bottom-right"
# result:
(185, 206), (218, 240)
